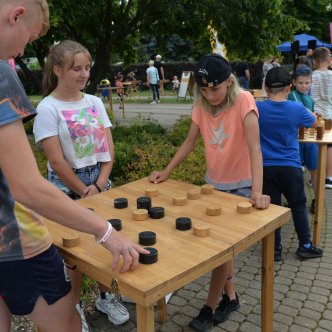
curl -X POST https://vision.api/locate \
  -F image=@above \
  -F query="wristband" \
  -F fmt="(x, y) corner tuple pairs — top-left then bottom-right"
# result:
(93, 182), (102, 193)
(96, 222), (112, 244)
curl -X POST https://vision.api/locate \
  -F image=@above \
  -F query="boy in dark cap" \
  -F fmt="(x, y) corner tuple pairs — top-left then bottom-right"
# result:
(257, 66), (323, 262)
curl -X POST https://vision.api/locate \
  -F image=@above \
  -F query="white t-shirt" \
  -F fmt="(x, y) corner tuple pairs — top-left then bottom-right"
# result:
(34, 94), (112, 170)
(311, 70), (332, 119)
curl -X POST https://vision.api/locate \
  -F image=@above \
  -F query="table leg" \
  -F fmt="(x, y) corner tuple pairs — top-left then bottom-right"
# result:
(157, 297), (167, 322)
(122, 100), (125, 119)
(108, 90), (113, 113)
(261, 231), (275, 332)
(313, 144), (327, 245)
(136, 303), (154, 332)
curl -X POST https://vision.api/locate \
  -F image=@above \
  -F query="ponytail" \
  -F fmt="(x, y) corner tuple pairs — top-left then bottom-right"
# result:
(42, 40), (91, 97)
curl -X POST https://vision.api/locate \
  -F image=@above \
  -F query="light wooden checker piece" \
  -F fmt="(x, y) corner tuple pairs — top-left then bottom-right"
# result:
(201, 184), (214, 195)
(62, 233), (80, 248)
(173, 195), (187, 206)
(145, 187), (159, 197)
(236, 202), (252, 214)
(187, 189), (201, 200)
(206, 206), (222, 216)
(193, 224), (210, 237)
(133, 209), (149, 221)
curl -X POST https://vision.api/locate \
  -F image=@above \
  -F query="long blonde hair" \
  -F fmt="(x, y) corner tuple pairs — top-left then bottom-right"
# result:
(42, 40), (91, 97)
(194, 74), (240, 112)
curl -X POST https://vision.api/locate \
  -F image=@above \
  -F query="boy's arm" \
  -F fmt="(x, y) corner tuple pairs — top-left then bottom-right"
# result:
(0, 119), (148, 272)
(244, 111), (270, 209)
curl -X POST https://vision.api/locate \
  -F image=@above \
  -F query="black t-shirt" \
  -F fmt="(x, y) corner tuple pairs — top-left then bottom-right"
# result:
(234, 62), (249, 77)
(154, 61), (164, 79)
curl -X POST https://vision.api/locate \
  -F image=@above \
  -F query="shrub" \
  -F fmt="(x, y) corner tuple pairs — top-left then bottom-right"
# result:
(165, 115), (191, 146)
(111, 117), (205, 186)
(28, 116), (206, 187)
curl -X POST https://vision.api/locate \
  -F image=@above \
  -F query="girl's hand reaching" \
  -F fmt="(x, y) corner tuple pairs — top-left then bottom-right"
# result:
(148, 170), (170, 184)
(250, 192), (270, 209)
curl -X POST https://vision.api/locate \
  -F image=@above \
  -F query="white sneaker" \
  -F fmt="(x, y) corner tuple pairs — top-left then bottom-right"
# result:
(76, 303), (92, 332)
(150, 101), (156, 104)
(157, 100), (160, 103)
(95, 292), (129, 325)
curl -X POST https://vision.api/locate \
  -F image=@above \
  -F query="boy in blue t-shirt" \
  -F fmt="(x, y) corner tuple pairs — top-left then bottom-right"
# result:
(257, 66), (323, 262)
(288, 65), (318, 214)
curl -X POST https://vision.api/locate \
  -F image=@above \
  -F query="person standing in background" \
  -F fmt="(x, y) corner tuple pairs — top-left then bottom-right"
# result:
(305, 48), (314, 69)
(311, 47), (332, 188)
(262, 55), (280, 90)
(154, 54), (165, 81)
(234, 60), (250, 90)
(146, 60), (160, 104)
(154, 54), (166, 97)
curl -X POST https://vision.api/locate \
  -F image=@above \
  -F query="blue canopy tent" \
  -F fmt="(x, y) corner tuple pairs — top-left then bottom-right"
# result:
(278, 33), (332, 52)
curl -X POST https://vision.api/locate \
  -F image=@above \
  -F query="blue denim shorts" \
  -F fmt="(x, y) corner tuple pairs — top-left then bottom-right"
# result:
(0, 245), (71, 315)
(220, 186), (252, 198)
(48, 163), (112, 199)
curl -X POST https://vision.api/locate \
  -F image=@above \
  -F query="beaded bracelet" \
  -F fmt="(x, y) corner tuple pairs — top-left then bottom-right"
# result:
(93, 182), (102, 193)
(96, 222), (112, 244)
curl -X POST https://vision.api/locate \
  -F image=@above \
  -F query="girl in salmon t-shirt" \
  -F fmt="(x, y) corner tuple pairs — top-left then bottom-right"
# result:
(149, 53), (270, 331)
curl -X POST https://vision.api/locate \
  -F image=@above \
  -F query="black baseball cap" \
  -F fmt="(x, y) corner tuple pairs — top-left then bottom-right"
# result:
(265, 67), (291, 88)
(195, 53), (232, 88)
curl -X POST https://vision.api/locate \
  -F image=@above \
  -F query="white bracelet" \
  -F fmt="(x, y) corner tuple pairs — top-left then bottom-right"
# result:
(96, 222), (112, 244)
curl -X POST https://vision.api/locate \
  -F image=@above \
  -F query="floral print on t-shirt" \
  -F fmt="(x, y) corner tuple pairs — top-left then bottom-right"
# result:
(61, 106), (108, 158)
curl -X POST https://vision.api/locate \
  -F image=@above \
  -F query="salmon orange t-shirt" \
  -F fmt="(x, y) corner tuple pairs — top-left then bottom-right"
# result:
(192, 90), (258, 190)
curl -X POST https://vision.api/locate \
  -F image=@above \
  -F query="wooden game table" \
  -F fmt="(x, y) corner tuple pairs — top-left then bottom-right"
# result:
(44, 178), (290, 332)
(299, 128), (332, 245)
(96, 86), (125, 118)
(122, 80), (142, 100)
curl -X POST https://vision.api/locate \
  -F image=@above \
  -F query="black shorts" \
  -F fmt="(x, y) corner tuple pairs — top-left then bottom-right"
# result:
(0, 244), (71, 315)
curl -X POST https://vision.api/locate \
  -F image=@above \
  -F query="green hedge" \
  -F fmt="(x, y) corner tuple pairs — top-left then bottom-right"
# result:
(28, 117), (206, 186)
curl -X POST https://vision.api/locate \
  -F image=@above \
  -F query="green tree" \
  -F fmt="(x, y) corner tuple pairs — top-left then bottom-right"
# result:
(23, 0), (303, 93)
(284, 0), (332, 43)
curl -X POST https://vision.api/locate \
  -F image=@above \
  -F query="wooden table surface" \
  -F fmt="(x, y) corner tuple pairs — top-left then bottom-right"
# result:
(299, 128), (332, 245)
(44, 177), (290, 332)
(251, 89), (268, 100)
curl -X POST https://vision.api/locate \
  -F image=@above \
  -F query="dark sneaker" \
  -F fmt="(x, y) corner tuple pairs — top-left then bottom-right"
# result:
(296, 242), (323, 259)
(325, 178), (332, 189)
(310, 199), (315, 214)
(189, 305), (213, 332)
(213, 293), (240, 325)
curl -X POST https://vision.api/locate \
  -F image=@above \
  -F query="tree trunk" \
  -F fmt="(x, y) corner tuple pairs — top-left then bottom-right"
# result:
(86, 45), (111, 95)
